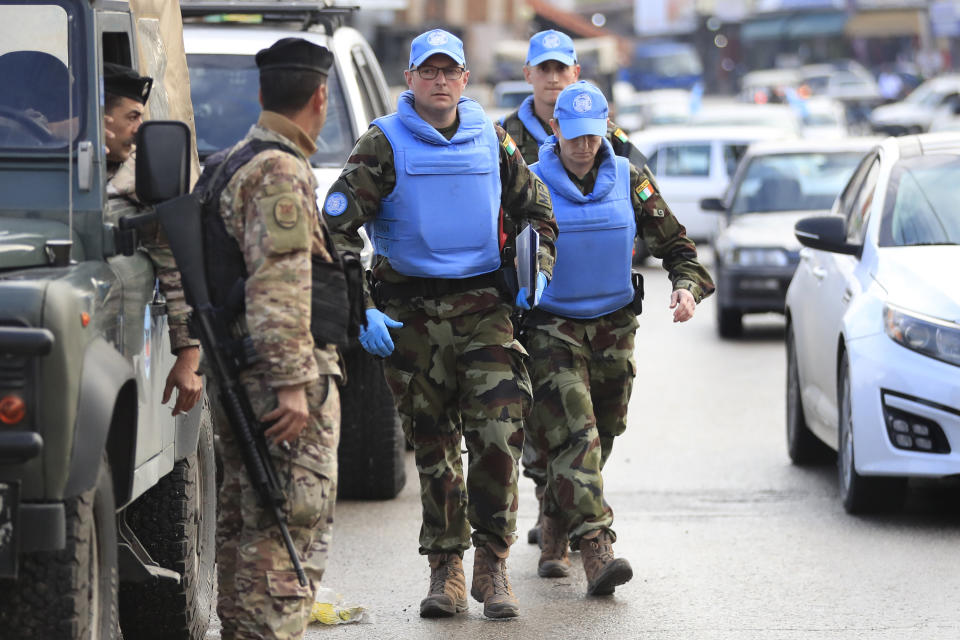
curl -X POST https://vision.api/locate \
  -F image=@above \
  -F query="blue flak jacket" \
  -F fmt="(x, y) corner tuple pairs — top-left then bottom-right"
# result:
(369, 91), (502, 279)
(530, 137), (635, 319)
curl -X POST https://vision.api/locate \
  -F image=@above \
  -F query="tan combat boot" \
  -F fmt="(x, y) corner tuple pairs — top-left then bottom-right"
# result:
(419, 553), (468, 618)
(528, 484), (545, 544)
(580, 530), (633, 596)
(537, 515), (571, 578)
(470, 543), (520, 618)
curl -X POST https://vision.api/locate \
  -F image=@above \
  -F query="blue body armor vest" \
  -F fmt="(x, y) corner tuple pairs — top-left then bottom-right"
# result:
(370, 91), (501, 278)
(530, 138), (635, 319)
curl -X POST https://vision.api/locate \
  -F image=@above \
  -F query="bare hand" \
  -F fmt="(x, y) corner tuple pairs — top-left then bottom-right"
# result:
(163, 346), (203, 416)
(670, 289), (696, 323)
(263, 385), (310, 445)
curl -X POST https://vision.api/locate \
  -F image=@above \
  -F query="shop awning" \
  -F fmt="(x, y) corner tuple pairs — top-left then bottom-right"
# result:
(845, 9), (924, 38)
(742, 11), (847, 42)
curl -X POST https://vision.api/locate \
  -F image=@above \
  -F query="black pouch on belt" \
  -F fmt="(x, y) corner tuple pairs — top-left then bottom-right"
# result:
(631, 271), (644, 315)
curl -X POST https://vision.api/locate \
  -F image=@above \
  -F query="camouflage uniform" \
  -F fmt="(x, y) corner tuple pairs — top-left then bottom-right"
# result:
(499, 110), (644, 490)
(323, 116), (557, 555)
(105, 156), (198, 351)
(212, 111), (342, 640)
(524, 159), (714, 546)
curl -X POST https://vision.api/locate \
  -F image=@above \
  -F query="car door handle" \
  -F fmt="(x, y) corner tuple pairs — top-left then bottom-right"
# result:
(842, 287), (853, 303)
(811, 266), (827, 280)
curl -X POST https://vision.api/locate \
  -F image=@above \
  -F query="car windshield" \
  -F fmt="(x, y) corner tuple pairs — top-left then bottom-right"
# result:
(880, 154), (960, 247)
(730, 151), (865, 215)
(188, 53), (354, 167)
(0, 2), (82, 150)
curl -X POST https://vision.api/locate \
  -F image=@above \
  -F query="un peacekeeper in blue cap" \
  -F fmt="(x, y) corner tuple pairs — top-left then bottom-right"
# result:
(408, 28), (466, 68)
(519, 80), (714, 594)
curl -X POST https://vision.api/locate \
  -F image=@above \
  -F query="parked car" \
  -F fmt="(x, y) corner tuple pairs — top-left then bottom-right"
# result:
(631, 126), (784, 242)
(800, 60), (882, 128)
(785, 132), (960, 513)
(615, 88), (692, 133)
(703, 137), (878, 337)
(689, 99), (801, 138)
(799, 97), (849, 139)
(487, 79), (532, 122)
(869, 75), (960, 136)
(621, 40), (702, 92)
(181, 3), (405, 500)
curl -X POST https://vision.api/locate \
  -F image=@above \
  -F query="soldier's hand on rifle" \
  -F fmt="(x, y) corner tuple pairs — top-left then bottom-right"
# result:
(163, 345), (203, 416)
(263, 384), (310, 445)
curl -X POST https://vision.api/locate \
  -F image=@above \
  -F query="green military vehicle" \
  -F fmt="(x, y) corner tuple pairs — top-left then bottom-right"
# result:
(0, 1), (216, 638)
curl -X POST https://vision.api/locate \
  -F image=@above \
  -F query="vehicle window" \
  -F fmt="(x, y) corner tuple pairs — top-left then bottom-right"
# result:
(879, 154), (960, 247)
(0, 2), (82, 150)
(658, 144), (710, 177)
(845, 158), (879, 243)
(730, 151), (866, 215)
(723, 144), (748, 177)
(351, 45), (387, 120)
(188, 53), (354, 167)
(646, 149), (659, 174)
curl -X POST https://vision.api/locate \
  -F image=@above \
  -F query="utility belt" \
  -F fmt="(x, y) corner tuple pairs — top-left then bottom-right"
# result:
(372, 271), (504, 305)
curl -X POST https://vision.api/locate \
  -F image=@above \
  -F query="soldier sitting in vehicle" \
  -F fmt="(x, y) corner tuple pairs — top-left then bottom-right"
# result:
(103, 62), (204, 417)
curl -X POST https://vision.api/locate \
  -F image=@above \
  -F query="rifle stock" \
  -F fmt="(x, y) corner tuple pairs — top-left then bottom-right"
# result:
(155, 195), (308, 587)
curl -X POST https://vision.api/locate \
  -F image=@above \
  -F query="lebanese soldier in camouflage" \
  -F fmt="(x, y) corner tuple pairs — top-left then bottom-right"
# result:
(524, 82), (714, 595)
(206, 39), (342, 640)
(322, 29), (557, 620)
(102, 62), (203, 416)
(499, 30), (647, 545)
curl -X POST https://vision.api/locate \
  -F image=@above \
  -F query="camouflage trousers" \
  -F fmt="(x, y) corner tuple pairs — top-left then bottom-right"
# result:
(211, 371), (340, 640)
(523, 308), (637, 545)
(382, 291), (531, 554)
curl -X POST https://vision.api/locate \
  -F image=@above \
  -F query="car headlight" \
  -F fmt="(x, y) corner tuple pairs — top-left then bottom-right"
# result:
(884, 304), (960, 367)
(723, 247), (789, 267)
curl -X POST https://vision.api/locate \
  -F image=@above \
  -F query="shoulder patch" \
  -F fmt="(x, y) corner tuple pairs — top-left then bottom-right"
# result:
(324, 191), (348, 216)
(534, 178), (552, 208)
(273, 196), (299, 229)
(635, 179), (655, 202)
(502, 132), (517, 157)
(614, 127), (629, 143)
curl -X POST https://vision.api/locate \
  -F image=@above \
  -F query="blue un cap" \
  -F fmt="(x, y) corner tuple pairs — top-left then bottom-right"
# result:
(409, 29), (465, 68)
(554, 81), (608, 139)
(526, 30), (577, 67)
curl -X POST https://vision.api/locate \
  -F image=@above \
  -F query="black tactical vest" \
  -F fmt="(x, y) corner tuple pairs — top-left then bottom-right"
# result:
(194, 139), (358, 350)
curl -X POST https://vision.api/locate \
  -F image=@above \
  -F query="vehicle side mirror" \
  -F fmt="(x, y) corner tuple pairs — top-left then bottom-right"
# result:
(794, 216), (859, 255)
(700, 197), (726, 212)
(135, 120), (191, 205)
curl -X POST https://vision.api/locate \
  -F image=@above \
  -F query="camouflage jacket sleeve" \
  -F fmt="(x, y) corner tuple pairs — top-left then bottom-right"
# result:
(230, 151), (319, 387)
(631, 163), (715, 303)
(322, 126), (392, 307)
(496, 124), (558, 279)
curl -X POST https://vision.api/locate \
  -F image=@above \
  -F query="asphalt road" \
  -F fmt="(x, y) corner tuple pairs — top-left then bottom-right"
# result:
(210, 258), (960, 639)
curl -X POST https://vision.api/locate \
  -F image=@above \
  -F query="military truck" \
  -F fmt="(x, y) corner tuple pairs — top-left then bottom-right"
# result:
(0, 1), (216, 638)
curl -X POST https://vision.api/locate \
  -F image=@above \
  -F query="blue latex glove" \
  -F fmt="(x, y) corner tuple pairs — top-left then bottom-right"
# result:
(358, 309), (403, 358)
(515, 271), (549, 310)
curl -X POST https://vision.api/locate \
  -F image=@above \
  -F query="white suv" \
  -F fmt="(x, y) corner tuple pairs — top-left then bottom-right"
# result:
(181, 3), (405, 500)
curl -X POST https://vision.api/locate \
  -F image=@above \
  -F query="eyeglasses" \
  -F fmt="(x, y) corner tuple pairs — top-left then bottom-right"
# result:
(414, 65), (465, 80)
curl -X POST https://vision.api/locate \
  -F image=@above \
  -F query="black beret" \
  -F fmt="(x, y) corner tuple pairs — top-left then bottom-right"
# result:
(255, 38), (333, 75)
(104, 62), (152, 105)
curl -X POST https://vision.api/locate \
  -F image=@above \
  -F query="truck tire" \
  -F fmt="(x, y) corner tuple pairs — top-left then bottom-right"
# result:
(118, 399), (216, 639)
(337, 345), (406, 500)
(0, 454), (119, 640)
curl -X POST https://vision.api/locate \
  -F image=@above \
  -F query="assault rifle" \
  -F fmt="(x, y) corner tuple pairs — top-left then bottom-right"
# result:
(153, 193), (308, 587)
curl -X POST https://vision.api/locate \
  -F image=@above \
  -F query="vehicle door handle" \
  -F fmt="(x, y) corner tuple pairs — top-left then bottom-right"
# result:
(811, 266), (827, 280)
(842, 287), (853, 303)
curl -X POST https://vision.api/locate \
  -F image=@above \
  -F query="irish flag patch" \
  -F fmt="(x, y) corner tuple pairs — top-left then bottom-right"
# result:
(636, 179), (654, 201)
(502, 133), (517, 156)
(614, 128), (628, 143)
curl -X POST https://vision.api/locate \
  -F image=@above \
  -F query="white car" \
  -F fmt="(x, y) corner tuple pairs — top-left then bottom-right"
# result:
(799, 97), (849, 139)
(630, 126), (784, 242)
(689, 99), (801, 138)
(705, 137), (878, 337)
(869, 75), (960, 136)
(785, 132), (960, 513)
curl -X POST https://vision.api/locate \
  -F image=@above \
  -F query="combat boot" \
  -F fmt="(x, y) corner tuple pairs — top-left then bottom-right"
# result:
(580, 530), (633, 596)
(537, 515), (571, 578)
(419, 553), (468, 618)
(470, 543), (520, 618)
(527, 484), (545, 544)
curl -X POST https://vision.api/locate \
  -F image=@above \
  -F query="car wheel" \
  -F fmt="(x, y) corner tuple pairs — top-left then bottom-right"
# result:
(837, 356), (906, 514)
(0, 454), (119, 640)
(716, 305), (743, 338)
(786, 327), (832, 465)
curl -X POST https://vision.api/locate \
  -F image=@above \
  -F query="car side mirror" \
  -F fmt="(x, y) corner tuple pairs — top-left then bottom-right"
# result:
(135, 120), (191, 205)
(700, 197), (726, 212)
(794, 216), (859, 255)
